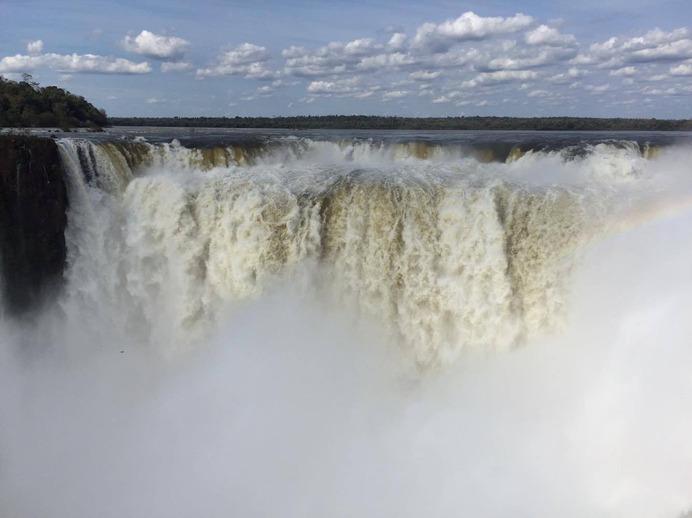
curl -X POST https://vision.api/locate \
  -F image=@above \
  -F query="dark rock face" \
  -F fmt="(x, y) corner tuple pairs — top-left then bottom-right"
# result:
(0, 135), (68, 315)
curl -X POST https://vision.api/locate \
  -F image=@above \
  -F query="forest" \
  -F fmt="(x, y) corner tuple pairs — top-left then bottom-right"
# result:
(1, 74), (690, 131)
(109, 114), (692, 131)
(0, 75), (108, 130)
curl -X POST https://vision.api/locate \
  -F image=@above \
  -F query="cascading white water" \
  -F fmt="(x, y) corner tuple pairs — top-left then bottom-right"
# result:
(1, 133), (691, 518)
(51, 137), (618, 363)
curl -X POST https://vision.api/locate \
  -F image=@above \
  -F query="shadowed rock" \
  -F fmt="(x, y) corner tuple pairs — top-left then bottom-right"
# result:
(0, 135), (67, 315)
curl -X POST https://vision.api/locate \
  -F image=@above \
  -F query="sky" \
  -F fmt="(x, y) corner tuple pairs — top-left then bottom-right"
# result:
(1, 0), (691, 118)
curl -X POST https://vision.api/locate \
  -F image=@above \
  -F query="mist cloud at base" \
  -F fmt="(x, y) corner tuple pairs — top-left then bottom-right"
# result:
(1, 205), (691, 518)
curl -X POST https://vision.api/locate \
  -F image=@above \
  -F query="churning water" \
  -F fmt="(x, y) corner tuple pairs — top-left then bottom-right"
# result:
(1, 130), (691, 517)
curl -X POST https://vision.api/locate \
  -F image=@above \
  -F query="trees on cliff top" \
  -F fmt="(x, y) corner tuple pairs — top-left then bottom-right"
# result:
(0, 74), (108, 130)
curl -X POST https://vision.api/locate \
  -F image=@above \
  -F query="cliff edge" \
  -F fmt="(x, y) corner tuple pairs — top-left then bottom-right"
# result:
(0, 136), (67, 315)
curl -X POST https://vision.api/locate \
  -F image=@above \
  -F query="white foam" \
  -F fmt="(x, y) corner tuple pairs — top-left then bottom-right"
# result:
(1, 138), (690, 517)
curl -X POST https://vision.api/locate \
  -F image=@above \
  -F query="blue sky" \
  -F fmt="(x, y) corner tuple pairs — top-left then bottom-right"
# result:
(1, 0), (691, 118)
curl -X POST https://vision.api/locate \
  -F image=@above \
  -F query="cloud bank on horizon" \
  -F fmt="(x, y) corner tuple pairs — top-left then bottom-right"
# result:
(0, 0), (690, 118)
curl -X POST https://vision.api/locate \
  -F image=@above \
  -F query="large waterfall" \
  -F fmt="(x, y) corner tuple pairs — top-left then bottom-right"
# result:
(1, 130), (691, 517)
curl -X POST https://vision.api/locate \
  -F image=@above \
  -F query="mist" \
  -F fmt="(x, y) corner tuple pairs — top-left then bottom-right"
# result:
(2, 137), (692, 518)
(1, 207), (690, 518)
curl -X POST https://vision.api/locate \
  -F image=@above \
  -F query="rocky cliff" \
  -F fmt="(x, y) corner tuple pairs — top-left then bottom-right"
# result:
(0, 135), (67, 315)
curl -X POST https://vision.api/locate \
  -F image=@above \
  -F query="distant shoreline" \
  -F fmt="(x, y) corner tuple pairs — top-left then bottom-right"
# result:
(108, 115), (692, 132)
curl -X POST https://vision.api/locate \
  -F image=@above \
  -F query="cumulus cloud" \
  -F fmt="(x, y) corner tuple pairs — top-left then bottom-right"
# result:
(609, 66), (638, 77)
(638, 85), (678, 95)
(197, 43), (278, 79)
(462, 70), (538, 88)
(26, 40), (44, 55)
(525, 25), (575, 46)
(279, 12), (596, 110)
(481, 46), (576, 71)
(342, 38), (380, 56)
(550, 67), (586, 84)
(410, 70), (442, 81)
(413, 11), (534, 52)
(527, 89), (554, 97)
(382, 90), (409, 101)
(573, 27), (692, 68)
(280, 12), (582, 109)
(670, 62), (692, 75)
(307, 78), (359, 95)
(121, 30), (191, 60)
(283, 39), (384, 77)
(388, 33), (407, 52)
(306, 77), (381, 99)
(20, 8), (681, 116)
(192, 14), (690, 114)
(629, 39), (692, 63)
(241, 85), (275, 101)
(357, 52), (416, 72)
(585, 83), (611, 94)
(161, 61), (192, 73)
(0, 53), (151, 74)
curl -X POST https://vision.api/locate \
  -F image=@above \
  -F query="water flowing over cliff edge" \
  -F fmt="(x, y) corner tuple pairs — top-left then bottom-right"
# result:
(44, 132), (682, 364)
(1, 130), (691, 517)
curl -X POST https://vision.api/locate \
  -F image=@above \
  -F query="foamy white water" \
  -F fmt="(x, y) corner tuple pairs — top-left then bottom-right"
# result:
(1, 131), (691, 517)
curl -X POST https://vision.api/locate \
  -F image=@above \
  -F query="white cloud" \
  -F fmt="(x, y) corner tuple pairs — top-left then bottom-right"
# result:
(462, 70), (538, 88)
(221, 43), (270, 65)
(525, 25), (575, 46)
(382, 90), (409, 101)
(0, 53), (151, 74)
(197, 43), (277, 79)
(550, 67), (586, 84)
(483, 48), (574, 71)
(343, 38), (379, 56)
(27, 40), (44, 55)
(283, 38), (384, 77)
(609, 66), (637, 76)
(146, 97), (166, 104)
(121, 30), (191, 60)
(628, 39), (692, 63)
(25, 9), (682, 116)
(282, 46), (307, 59)
(357, 52), (416, 71)
(305, 77), (380, 99)
(413, 11), (534, 52)
(242, 85), (274, 101)
(279, 10), (582, 107)
(670, 62), (692, 75)
(638, 86), (678, 95)
(585, 83), (611, 94)
(410, 70), (442, 81)
(573, 27), (692, 68)
(161, 61), (192, 73)
(527, 89), (553, 97)
(307, 79), (357, 95)
(388, 33), (407, 51)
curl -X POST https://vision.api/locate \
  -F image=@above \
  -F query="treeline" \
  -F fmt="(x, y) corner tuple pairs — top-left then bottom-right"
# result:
(109, 115), (692, 131)
(0, 75), (108, 130)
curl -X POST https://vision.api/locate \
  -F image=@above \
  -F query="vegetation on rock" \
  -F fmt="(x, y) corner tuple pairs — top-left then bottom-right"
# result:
(0, 74), (108, 130)
(109, 114), (692, 131)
